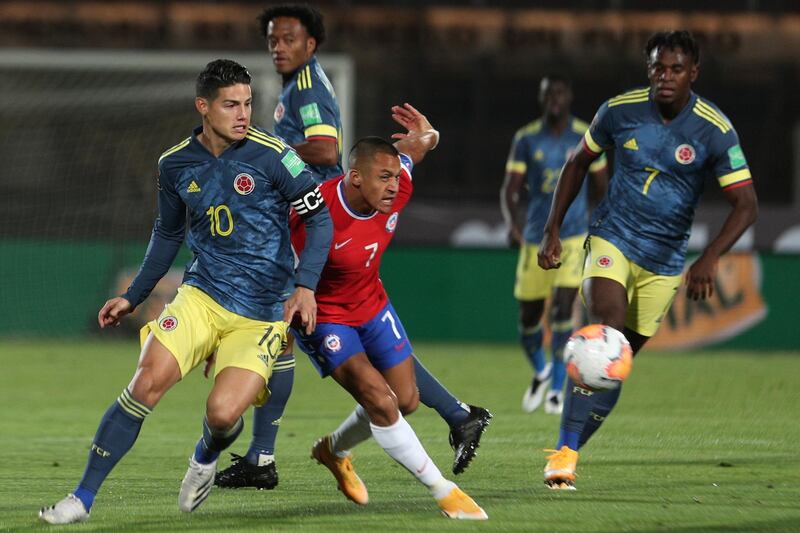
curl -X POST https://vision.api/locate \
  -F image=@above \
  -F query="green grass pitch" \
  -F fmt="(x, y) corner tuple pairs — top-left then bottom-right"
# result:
(1, 340), (799, 531)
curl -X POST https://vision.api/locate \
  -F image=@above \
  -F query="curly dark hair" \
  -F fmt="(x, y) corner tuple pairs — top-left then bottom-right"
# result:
(196, 59), (251, 99)
(258, 4), (326, 50)
(644, 30), (700, 64)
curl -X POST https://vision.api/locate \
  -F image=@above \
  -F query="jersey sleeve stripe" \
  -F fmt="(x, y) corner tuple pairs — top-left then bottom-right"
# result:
(695, 100), (731, 126)
(246, 134), (284, 153)
(304, 124), (338, 139)
(247, 128), (286, 151)
(723, 179), (753, 191)
(692, 106), (731, 133)
(692, 100), (732, 133)
(247, 127), (285, 146)
(297, 66), (312, 91)
(583, 131), (603, 154)
(158, 137), (191, 163)
(588, 155), (608, 173)
(609, 88), (649, 99)
(608, 96), (649, 107)
(718, 168), (752, 188)
(506, 161), (526, 174)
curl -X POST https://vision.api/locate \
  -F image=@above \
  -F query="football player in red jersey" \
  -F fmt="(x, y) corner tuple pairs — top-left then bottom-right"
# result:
(293, 104), (487, 520)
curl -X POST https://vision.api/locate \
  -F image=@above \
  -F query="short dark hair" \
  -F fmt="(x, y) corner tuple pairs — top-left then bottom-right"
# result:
(348, 137), (398, 170)
(541, 73), (571, 89)
(258, 4), (326, 50)
(645, 30), (700, 65)
(196, 59), (251, 99)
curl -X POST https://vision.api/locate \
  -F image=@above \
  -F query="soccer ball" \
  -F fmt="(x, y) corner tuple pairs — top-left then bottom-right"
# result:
(564, 324), (633, 391)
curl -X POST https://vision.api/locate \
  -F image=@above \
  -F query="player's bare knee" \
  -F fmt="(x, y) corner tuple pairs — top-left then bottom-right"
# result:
(519, 300), (544, 329)
(397, 387), (419, 415)
(205, 403), (242, 431)
(358, 386), (398, 424)
(128, 369), (166, 408)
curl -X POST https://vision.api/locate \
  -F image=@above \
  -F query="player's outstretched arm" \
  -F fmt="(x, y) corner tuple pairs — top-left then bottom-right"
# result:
(686, 184), (758, 301)
(98, 296), (133, 328)
(538, 144), (596, 269)
(390, 103), (439, 164)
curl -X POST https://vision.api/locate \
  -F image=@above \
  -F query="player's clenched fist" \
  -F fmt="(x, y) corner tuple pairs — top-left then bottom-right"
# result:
(97, 297), (132, 328)
(537, 232), (563, 270)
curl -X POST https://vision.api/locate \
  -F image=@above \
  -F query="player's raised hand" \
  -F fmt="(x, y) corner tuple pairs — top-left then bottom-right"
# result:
(685, 253), (718, 301)
(283, 286), (317, 335)
(537, 231), (563, 270)
(390, 103), (439, 160)
(98, 296), (132, 328)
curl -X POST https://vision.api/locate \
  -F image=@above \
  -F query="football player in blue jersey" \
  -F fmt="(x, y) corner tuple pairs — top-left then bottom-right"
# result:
(216, 4), (491, 490)
(38, 59), (333, 524)
(538, 31), (758, 489)
(501, 74), (608, 416)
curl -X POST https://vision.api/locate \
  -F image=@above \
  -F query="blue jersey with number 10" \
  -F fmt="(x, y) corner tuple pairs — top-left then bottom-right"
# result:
(584, 88), (752, 275)
(126, 125), (324, 322)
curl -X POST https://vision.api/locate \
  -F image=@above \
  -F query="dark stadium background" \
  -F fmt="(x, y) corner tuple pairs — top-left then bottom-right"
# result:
(0, 0), (798, 347)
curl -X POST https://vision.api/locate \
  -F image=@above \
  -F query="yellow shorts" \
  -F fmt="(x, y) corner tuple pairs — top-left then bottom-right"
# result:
(514, 234), (586, 301)
(581, 236), (681, 337)
(140, 285), (288, 405)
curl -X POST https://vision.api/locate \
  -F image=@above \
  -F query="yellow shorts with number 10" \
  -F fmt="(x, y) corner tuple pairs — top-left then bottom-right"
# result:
(140, 284), (287, 405)
(581, 236), (682, 338)
(514, 234), (586, 301)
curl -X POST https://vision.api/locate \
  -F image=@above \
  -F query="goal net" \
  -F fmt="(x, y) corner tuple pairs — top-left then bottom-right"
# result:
(0, 49), (354, 337)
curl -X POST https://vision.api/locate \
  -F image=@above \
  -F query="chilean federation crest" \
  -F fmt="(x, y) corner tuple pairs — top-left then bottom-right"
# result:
(675, 144), (696, 165)
(324, 334), (342, 353)
(386, 212), (398, 233)
(234, 173), (255, 195)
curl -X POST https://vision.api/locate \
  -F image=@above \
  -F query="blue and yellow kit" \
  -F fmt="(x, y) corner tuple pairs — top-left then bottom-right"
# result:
(123, 125), (329, 322)
(583, 88), (752, 275)
(506, 117), (607, 244)
(274, 55), (343, 182)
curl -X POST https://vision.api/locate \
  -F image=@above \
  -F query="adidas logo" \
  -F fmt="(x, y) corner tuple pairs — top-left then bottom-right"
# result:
(187, 180), (201, 193)
(623, 138), (638, 151)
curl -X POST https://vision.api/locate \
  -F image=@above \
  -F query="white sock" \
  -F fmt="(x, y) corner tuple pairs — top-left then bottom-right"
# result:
(330, 404), (372, 458)
(256, 453), (275, 467)
(370, 413), (446, 489)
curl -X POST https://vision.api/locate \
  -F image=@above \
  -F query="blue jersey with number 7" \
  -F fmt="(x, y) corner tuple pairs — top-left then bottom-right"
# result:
(583, 87), (752, 275)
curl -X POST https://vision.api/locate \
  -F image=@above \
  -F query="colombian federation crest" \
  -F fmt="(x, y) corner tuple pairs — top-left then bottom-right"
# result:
(596, 255), (613, 269)
(274, 102), (285, 123)
(675, 144), (696, 165)
(234, 173), (255, 195)
(324, 334), (342, 353)
(159, 316), (178, 331)
(385, 212), (398, 233)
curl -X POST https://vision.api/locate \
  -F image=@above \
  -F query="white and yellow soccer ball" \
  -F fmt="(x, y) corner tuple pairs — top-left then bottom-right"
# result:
(565, 324), (633, 391)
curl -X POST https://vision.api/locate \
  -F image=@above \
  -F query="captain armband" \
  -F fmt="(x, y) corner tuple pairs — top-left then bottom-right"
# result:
(291, 185), (326, 218)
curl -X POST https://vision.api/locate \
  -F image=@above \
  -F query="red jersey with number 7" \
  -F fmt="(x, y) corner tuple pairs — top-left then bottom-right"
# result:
(290, 153), (414, 325)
